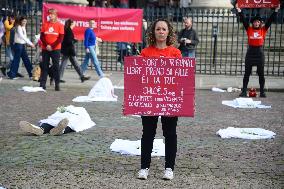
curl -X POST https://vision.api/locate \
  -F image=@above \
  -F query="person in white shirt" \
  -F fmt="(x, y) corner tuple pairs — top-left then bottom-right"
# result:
(7, 16), (35, 79)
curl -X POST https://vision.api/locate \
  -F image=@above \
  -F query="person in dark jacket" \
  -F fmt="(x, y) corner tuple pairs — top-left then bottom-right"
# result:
(59, 19), (90, 83)
(236, 3), (280, 98)
(178, 17), (199, 58)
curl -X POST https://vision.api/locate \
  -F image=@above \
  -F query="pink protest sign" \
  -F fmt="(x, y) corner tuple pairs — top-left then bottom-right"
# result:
(237, 0), (279, 8)
(124, 56), (195, 117)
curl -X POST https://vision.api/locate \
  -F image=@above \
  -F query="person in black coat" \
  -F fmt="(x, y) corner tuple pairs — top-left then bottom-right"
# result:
(59, 19), (90, 83)
(178, 17), (199, 58)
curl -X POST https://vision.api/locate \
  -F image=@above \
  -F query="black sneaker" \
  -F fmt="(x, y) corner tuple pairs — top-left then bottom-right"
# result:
(239, 91), (247, 97)
(60, 80), (65, 83)
(0, 67), (6, 76)
(259, 92), (266, 98)
(81, 76), (90, 82)
(40, 85), (46, 90)
(55, 85), (60, 91)
(16, 73), (24, 77)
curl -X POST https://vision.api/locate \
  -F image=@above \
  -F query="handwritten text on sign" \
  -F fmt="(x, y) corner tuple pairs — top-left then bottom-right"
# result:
(237, 0), (279, 8)
(124, 57), (195, 117)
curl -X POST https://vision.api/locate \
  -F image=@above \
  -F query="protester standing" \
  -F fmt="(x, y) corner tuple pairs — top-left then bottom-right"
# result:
(59, 19), (90, 83)
(80, 19), (104, 78)
(137, 18), (182, 180)
(40, 8), (64, 91)
(178, 17), (199, 58)
(236, 3), (280, 98)
(7, 16), (35, 79)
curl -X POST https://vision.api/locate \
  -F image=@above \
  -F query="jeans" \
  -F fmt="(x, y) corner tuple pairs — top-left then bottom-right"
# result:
(40, 123), (74, 134)
(141, 116), (178, 170)
(7, 43), (33, 78)
(182, 50), (195, 58)
(5, 45), (14, 69)
(60, 55), (84, 79)
(40, 50), (60, 88)
(81, 45), (104, 77)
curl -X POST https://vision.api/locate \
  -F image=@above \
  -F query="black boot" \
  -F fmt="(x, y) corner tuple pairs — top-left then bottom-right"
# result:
(1, 67), (6, 76)
(81, 76), (91, 83)
(55, 85), (60, 91)
(239, 90), (247, 97)
(259, 92), (266, 98)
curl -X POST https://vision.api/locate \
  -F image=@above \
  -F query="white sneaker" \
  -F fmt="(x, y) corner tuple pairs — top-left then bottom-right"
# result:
(163, 168), (174, 180)
(50, 118), (69, 136)
(138, 168), (149, 180)
(19, 121), (44, 136)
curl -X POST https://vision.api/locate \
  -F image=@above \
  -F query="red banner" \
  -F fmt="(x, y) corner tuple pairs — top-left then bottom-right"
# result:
(124, 57), (195, 117)
(237, 0), (279, 8)
(42, 3), (143, 42)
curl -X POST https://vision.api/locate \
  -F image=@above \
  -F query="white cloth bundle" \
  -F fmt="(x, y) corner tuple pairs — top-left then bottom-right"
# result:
(39, 105), (95, 132)
(73, 77), (118, 102)
(20, 86), (46, 92)
(222, 98), (271, 108)
(110, 139), (165, 156)
(217, 127), (276, 139)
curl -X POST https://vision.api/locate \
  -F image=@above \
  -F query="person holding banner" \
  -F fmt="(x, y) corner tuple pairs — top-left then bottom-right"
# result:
(80, 19), (104, 78)
(236, 3), (280, 98)
(40, 8), (64, 91)
(137, 18), (182, 180)
(59, 19), (90, 83)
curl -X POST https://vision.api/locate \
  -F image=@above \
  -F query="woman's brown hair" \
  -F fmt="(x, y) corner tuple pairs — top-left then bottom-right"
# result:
(146, 18), (176, 47)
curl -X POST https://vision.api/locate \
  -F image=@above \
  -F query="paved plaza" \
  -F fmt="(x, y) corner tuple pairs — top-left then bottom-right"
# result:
(0, 70), (283, 189)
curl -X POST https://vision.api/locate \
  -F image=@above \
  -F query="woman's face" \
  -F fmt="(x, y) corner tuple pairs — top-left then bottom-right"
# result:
(253, 20), (261, 28)
(21, 19), (27, 26)
(154, 21), (169, 43)
(70, 22), (75, 29)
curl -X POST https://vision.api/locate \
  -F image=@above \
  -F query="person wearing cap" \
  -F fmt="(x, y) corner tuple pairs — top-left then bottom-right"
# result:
(236, 3), (280, 98)
(40, 8), (64, 91)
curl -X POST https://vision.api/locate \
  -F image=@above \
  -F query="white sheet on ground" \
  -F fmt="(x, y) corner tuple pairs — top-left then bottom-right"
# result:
(212, 87), (226, 92)
(72, 77), (118, 102)
(110, 139), (165, 156)
(222, 98), (271, 108)
(20, 86), (46, 92)
(39, 105), (95, 132)
(216, 127), (276, 139)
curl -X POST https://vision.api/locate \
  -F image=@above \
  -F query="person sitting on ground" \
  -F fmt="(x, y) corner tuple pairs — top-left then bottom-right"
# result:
(19, 105), (95, 136)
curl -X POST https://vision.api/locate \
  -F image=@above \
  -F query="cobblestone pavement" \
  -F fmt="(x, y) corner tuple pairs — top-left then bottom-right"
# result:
(0, 75), (283, 189)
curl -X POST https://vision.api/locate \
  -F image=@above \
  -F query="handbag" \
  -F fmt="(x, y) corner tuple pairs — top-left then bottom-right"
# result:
(32, 65), (41, 81)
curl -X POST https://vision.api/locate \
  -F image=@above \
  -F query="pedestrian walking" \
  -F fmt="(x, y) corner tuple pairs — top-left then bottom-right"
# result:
(137, 18), (182, 180)
(0, 15), (5, 76)
(236, 3), (280, 98)
(80, 19), (104, 78)
(178, 17), (199, 58)
(2, 15), (16, 76)
(59, 19), (90, 83)
(40, 8), (64, 91)
(7, 16), (35, 79)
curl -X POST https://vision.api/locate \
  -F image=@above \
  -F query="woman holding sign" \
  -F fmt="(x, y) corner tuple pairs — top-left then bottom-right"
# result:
(137, 18), (182, 180)
(236, 3), (280, 98)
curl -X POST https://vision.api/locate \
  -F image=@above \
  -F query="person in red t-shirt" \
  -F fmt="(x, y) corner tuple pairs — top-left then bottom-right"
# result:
(137, 18), (182, 181)
(236, 3), (280, 98)
(40, 8), (64, 91)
